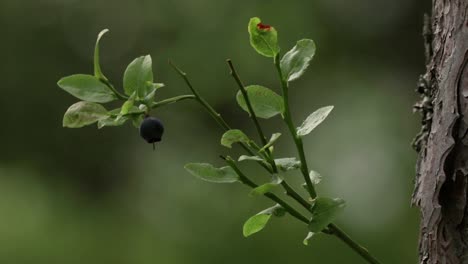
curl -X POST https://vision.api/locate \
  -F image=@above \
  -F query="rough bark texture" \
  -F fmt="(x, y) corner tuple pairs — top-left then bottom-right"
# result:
(413, 0), (468, 263)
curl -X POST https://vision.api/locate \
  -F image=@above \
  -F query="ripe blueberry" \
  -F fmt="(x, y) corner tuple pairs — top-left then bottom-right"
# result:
(140, 116), (164, 144)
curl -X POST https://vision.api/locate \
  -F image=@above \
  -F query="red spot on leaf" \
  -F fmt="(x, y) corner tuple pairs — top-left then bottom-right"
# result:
(257, 23), (271, 31)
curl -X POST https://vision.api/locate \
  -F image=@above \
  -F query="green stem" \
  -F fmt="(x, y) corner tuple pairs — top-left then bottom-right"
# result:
(170, 60), (382, 263)
(328, 224), (382, 264)
(169, 61), (272, 173)
(151, 95), (196, 108)
(100, 78), (129, 101)
(246, 142), (309, 210)
(170, 61), (313, 215)
(226, 59), (279, 174)
(281, 181), (311, 210)
(224, 157), (309, 224)
(273, 54), (382, 264)
(227, 62), (310, 209)
(274, 54), (317, 199)
(110, 95), (196, 118)
(227, 60), (268, 146)
(169, 60), (231, 131)
(227, 59), (310, 211)
(249, 141), (273, 162)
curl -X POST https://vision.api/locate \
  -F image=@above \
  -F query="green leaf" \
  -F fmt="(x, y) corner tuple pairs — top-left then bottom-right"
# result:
(243, 204), (284, 237)
(94, 29), (109, 80)
(63, 101), (109, 128)
(98, 115), (128, 129)
(58, 74), (117, 103)
(275, 157), (301, 171)
(120, 93), (136, 115)
(221, 129), (250, 148)
(121, 101), (134, 115)
(109, 105), (142, 117)
(259, 133), (281, 152)
(309, 170), (322, 185)
(236, 85), (284, 119)
(123, 55), (153, 98)
(108, 108), (122, 115)
(127, 106), (144, 115)
(149, 82), (165, 91)
(143, 82), (165, 103)
(248, 17), (280, 57)
(249, 174), (282, 196)
(303, 232), (316, 246)
(308, 197), (346, 233)
(184, 163), (239, 183)
(243, 214), (271, 237)
(238, 155), (264, 162)
(297, 106), (334, 137)
(280, 39), (316, 82)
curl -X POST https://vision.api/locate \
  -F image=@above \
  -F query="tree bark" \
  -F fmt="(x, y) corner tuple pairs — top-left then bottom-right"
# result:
(413, 0), (468, 263)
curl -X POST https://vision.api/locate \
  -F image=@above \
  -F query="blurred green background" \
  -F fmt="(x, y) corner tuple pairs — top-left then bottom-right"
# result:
(0, 0), (428, 263)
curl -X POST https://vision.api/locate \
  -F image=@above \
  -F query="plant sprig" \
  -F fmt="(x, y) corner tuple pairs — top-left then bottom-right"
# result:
(57, 19), (382, 264)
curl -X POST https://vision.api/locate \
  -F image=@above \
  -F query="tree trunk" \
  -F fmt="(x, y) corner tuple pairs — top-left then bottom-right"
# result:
(412, 0), (468, 263)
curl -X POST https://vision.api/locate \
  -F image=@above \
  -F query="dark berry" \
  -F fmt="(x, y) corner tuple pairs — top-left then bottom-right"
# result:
(140, 117), (164, 143)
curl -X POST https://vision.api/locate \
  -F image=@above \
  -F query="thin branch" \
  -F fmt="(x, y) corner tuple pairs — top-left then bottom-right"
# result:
(273, 54), (381, 264)
(169, 60), (273, 173)
(226, 59), (280, 174)
(227, 59), (269, 146)
(329, 224), (382, 264)
(100, 78), (129, 100)
(224, 157), (309, 224)
(274, 54), (317, 199)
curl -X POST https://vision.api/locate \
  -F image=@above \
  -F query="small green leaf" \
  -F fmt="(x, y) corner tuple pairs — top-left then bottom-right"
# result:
(143, 82), (164, 103)
(58, 74), (117, 103)
(63, 101), (109, 128)
(184, 163), (239, 183)
(238, 155), (264, 162)
(105, 110), (135, 128)
(303, 232), (316, 246)
(248, 17), (280, 57)
(309, 170), (322, 185)
(297, 106), (334, 137)
(280, 39), (316, 82)
(149, 82), (165, 91)
(127, 106), (144, 115)
(236, 85), (284, 119)
(308, 197), (346, 233)
(221, 129), (250, 148)
(109, 105), (142, 117)
(98, 115), (128, 129)
(123, 55), (153, 98)
(275, 158), (301, 171)
(94, 29), (109, 80)
(249, 174), (283, 196)
(243, 214), (271, 237)
(108, 108), (122, 115)
(120, 93), (136, 115)
(268, 146), (275, 153)
(259, 133), (281, 152)
(243, 204), (284, 237)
